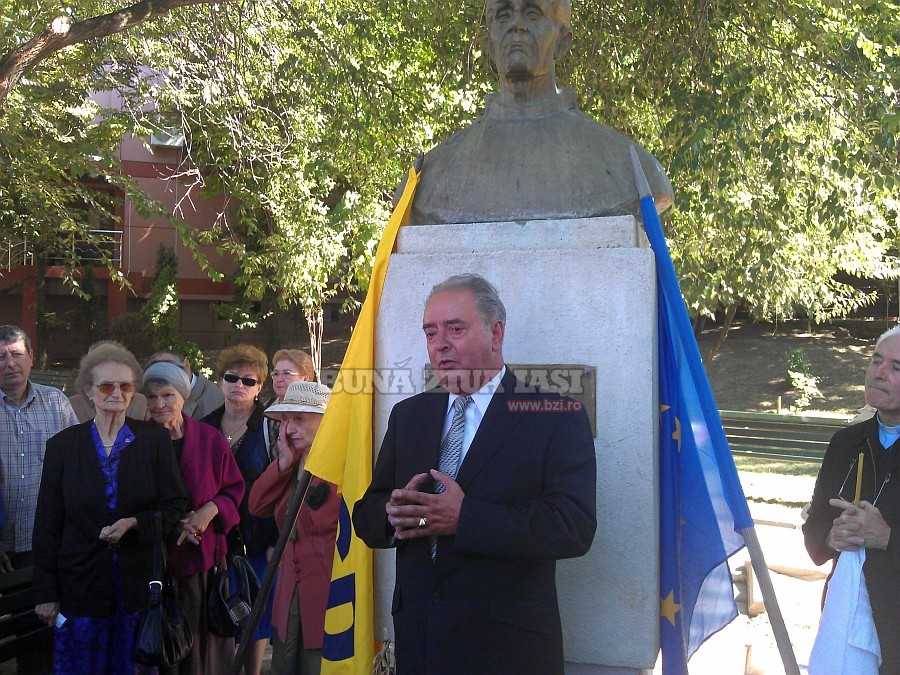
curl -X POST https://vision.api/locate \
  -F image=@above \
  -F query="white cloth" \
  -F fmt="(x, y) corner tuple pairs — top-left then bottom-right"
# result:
(808, 548), (881, 675)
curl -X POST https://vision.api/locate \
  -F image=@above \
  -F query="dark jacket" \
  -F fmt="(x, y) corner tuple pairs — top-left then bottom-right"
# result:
(32, 418), (188, 616)
(353, 370), (597, 675)
(804, 416), (900, 673)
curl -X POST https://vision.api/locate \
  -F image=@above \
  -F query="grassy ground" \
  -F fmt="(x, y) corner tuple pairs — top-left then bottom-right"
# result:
(733, 456), (819, 478)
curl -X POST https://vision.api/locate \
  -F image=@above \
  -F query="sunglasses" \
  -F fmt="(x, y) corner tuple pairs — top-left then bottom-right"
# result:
(95, 382), (135, 395)
(223, 373), (260, 387)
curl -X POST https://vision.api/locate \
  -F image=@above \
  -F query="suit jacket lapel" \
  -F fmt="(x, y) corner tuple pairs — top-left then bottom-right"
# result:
(455, 369), (524, 488)
(414, 388), (449, 477)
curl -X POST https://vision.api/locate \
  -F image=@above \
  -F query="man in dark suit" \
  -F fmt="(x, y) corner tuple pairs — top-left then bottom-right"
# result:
(353, 274), (596, 674)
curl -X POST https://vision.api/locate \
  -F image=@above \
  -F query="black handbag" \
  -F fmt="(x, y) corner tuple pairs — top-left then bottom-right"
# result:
(206, 528), (261, 638)
(134, 512), (193, 667)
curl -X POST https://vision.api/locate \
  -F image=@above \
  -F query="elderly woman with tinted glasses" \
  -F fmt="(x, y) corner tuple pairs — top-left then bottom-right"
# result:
(33, 343), (188, 673)
(143, 361), (245, 674)
(200, 344), (278, 675)
(68, 340), (149, 423)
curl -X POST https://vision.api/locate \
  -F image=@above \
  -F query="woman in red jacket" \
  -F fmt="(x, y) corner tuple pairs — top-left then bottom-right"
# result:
(143, 360), (245, 674)
(248, 381), (337, 675)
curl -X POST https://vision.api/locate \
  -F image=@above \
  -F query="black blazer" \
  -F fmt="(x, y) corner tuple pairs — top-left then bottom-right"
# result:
(353, 370), (597, 674)
(32, 418), (188, 616)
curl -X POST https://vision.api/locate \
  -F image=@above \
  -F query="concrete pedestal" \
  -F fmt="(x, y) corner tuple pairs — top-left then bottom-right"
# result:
(372, 217), (659, 672)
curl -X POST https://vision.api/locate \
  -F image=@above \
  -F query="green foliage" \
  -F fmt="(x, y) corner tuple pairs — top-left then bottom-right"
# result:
(1, 0), (898, 350)
(788, 371), (822, 412)
(571, 1), (899, 322)
(783, 348), (821, 411)
(115, 0), (489, 325)
(73, 266), (103, 351)
(0, 2), (172, 301)
(142, 245), (180, 348)
(108, 311), (154, 359)
(141, 244), (205, 367)
(131, 0), (899, 335)
(784, 348), (812, 375)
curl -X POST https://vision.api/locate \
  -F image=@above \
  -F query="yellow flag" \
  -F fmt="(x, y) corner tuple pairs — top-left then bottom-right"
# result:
(306, 165), (420, 674)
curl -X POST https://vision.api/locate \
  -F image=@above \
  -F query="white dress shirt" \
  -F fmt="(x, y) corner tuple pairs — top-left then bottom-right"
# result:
(441, 366), (505, 468)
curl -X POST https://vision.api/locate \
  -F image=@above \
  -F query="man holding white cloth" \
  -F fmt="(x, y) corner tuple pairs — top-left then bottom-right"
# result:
(804, 325), (900, 674)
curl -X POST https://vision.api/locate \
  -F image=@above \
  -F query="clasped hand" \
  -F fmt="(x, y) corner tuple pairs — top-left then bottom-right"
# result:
(386, 470), (463, 540)
(827, 498), (892, 552)
(177, 501), (219, 546)
(98, 517), (136, 544)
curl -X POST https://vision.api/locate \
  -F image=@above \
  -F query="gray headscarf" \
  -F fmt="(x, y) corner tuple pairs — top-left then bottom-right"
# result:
(142, 361), (191, 400)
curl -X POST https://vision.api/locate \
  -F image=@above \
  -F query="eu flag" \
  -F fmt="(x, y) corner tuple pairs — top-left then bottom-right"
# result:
(631, 149), (754, 674)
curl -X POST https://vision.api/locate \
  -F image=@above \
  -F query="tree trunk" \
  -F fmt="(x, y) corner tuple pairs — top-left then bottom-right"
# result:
(257, 288), (281, 359)
(305, 308), (324, 382)
(704, 304), (737, 363)
(0, 0), (225, 106)
(692, 314), (707, 336)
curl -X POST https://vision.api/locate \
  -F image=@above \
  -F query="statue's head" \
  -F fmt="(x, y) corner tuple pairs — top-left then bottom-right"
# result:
(485, 0), (573, 82)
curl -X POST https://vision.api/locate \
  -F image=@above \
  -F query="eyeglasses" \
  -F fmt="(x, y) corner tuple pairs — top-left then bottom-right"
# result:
(271, 370), (299, 379)
(223, 373), (259, 387)
(94, 382), (136, 395)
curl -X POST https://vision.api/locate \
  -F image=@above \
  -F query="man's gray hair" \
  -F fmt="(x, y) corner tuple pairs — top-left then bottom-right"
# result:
(0, 325), (31, 352)
(427, 274), (507, 326)
(877, 324), (900, 346)
(147, 349), (186, 367)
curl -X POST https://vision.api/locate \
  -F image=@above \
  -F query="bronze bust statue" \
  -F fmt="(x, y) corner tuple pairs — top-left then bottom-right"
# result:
(404, 0), (673, 225)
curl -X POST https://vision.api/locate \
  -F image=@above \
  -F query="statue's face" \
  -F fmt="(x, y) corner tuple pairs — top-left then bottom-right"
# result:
(486, 0), (570, 81)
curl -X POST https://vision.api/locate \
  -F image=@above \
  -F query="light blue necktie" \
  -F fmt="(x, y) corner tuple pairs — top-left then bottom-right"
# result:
(432, 395), (472, 559)
(435, 395), (472, 492)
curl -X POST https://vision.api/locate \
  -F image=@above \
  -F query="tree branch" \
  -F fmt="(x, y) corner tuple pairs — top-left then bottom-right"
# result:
(0, 0), (225, 106)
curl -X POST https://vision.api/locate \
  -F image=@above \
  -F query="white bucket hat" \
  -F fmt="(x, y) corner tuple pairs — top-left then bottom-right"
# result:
(264, 381), (331, 419)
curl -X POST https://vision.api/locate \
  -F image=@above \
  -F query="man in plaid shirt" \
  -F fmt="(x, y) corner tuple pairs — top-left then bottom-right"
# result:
(0, 325), (77, 573)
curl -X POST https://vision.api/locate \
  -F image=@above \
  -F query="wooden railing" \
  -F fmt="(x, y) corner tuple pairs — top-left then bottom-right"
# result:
(29, 369), (76, 395)
(721, 410), (853, 463)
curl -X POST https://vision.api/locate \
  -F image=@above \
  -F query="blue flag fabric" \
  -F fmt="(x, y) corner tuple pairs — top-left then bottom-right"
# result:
(640, 192), (754, 674)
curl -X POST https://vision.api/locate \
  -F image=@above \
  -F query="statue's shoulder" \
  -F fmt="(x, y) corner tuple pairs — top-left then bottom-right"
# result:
(396, 90), (674, 222)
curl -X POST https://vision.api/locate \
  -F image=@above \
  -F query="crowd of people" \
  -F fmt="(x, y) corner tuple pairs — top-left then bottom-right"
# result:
(0, 325), (337, 675)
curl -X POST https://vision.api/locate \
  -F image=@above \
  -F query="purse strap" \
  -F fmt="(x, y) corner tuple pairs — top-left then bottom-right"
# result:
(226, 525), (248, 559)
(148, 511), (163, 604)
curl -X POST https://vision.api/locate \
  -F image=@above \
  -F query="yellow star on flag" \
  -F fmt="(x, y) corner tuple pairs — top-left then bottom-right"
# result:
(661, 591), (682, 627)
(671, 416), (682, 451)
(659, 404), (682, 451)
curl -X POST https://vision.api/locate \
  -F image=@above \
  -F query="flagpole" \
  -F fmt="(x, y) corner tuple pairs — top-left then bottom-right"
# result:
(630, 148), (800, 675)
(742, 527), (802, 675)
